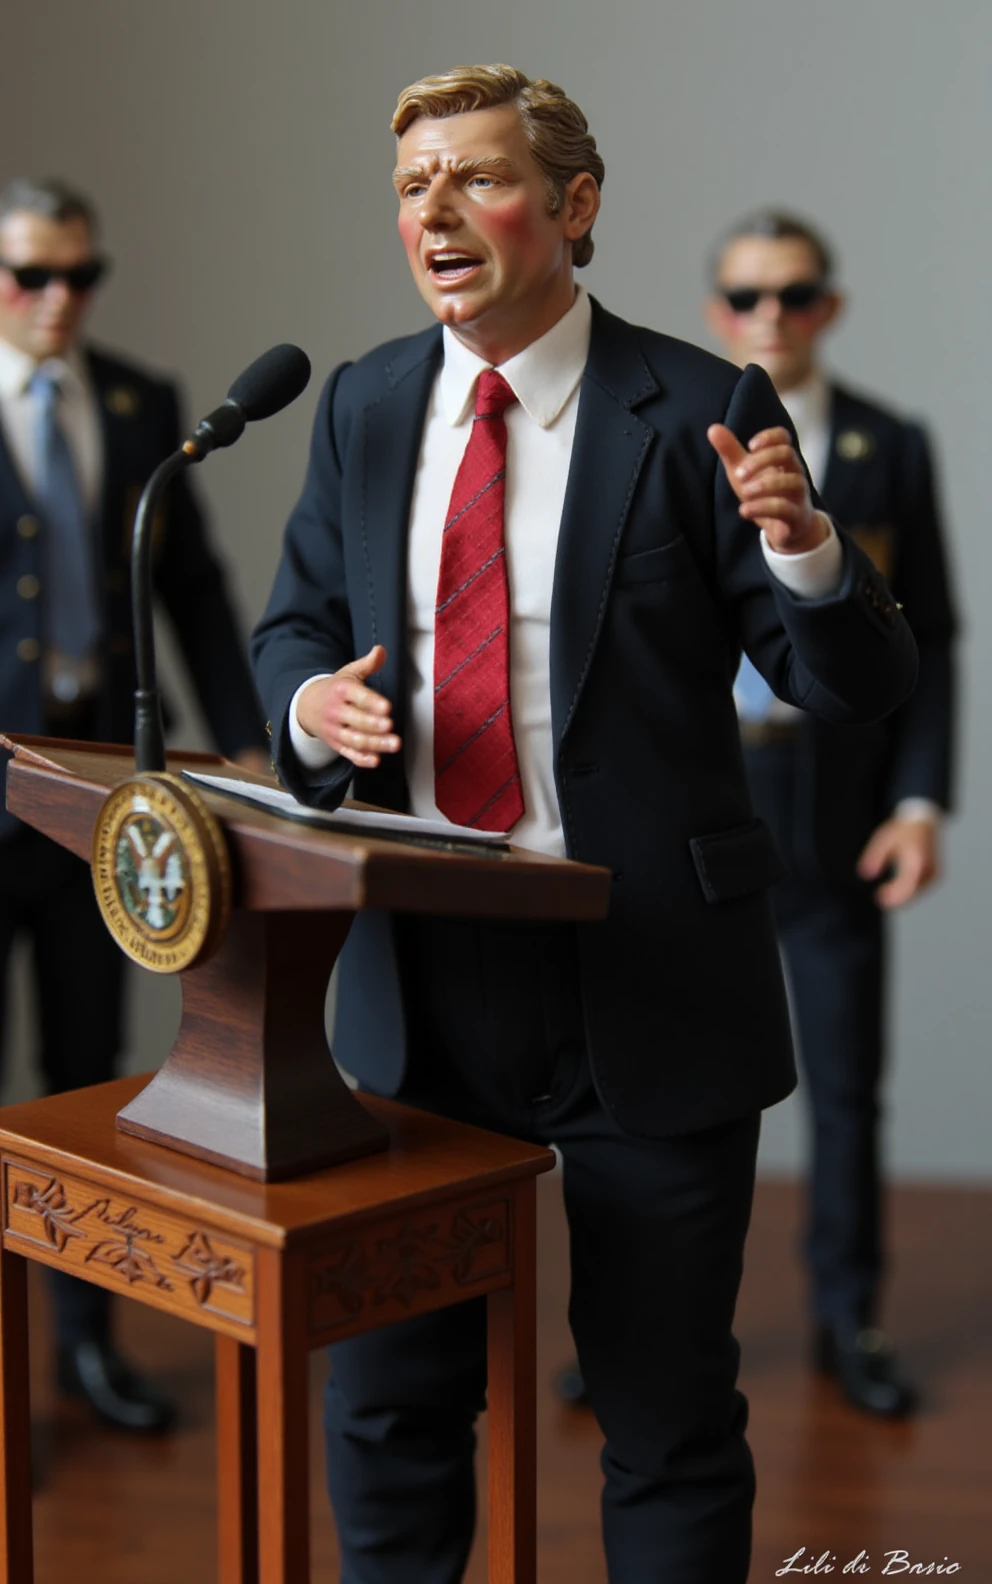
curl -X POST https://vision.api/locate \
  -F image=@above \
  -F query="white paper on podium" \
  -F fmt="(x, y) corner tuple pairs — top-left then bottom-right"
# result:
(181, 771), (510, 850)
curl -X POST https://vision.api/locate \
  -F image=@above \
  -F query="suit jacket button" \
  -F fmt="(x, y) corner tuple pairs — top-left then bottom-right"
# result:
(16, 637), (41, 663)
(16, 514), (40, 540)
(17, 574), (41, 601)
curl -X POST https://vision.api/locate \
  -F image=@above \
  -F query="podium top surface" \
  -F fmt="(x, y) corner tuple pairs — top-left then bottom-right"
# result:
(0, 1075), (555, 1249)
(1, 737), (611, 920)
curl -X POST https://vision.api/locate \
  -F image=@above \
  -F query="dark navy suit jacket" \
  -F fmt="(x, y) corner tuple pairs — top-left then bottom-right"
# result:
(252, 300), (917, 1139)
(0, 344), (266, 837)
(760, 383), (957, 880)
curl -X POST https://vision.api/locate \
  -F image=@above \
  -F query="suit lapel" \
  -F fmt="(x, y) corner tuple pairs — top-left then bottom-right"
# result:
(356, 327), (441, 731)
(820, 384), (871, 520)
(86, 350), (147, 566)
(550, 300), (659, 748)
(0, 420), (36, 521)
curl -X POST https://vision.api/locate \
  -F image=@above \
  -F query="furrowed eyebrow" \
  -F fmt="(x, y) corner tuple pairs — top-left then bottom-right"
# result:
(392, 155), (516, 187)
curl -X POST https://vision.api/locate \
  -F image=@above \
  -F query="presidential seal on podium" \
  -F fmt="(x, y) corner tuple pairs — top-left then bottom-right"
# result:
(91, 774), (231, 972)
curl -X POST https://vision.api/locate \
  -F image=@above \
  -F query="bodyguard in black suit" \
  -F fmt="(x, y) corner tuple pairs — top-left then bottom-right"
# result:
(705, 210), (958, 1417)
(252, 68), (917, 1583)
(0, 178), (268, 1432)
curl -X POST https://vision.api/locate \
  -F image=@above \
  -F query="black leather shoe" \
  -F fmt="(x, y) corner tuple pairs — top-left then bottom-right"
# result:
(554, 1360), (591, 1408)
(815, 1326), (919, 1418)
(57, 1339), (176, 1434)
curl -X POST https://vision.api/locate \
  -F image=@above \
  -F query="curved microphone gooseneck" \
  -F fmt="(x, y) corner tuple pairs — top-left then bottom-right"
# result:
(131, 343), (311, 772)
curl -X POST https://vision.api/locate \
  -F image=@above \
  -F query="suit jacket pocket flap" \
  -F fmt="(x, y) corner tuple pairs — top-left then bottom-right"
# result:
(614, 535), (695, 587)
(689, 818), (786, 903)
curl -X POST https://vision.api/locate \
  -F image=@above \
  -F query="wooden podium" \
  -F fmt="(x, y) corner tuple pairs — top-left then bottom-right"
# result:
(0, 737), (610, 1584)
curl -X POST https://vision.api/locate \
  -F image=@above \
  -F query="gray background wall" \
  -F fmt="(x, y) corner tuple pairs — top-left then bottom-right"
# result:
(1, 0), (987, 1178)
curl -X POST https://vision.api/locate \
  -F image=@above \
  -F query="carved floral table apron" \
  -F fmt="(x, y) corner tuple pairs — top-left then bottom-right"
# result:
(0, 1074), (554, 1584)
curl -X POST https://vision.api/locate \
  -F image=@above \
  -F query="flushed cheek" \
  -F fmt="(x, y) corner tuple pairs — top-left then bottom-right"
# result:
(0, 280), (31, 312)
(474, 198), (548, 267)
(397, 211), (425, 268)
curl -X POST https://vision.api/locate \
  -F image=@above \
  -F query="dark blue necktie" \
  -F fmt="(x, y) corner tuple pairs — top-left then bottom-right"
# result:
(30, 364), (100, 660)
(734, 654), (776, 722)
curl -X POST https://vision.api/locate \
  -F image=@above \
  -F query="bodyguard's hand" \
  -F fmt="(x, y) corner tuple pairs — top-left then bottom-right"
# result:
(708, 423), (830, 555)
(232, 747), (272, 776)
(296, 645), (401, 769)
(857, 815), (941, 909)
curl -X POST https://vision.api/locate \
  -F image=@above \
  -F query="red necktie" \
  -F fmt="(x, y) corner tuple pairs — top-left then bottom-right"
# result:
(433, 370), (525, 832)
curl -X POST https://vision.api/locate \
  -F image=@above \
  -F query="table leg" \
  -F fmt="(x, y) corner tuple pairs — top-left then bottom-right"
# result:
(487, 1178), (537, 1584)
(256, 1247), (309, 1584)
(217, 1334), (259, 1584)
(0, 1247), (32, 1584)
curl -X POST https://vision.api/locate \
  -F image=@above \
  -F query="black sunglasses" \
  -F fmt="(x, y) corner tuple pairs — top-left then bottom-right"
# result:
(0, 258), (108, 293)
(720, 281), (827, 314)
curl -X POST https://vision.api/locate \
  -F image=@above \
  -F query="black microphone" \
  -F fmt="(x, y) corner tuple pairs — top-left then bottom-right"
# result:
(132, 344), (312, 772)
(187, 343), (312, 455)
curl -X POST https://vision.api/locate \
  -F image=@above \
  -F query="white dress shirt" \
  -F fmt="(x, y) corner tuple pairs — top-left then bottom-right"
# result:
(0, 337), (102, 512)
(291, 290), (845, 854)
(0, 335), (103, 701)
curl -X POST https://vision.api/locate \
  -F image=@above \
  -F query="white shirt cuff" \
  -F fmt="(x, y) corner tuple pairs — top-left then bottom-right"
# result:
(761, 515), (844, 599)
(288, 675), (339, 771)
(893, 798), (942, 825)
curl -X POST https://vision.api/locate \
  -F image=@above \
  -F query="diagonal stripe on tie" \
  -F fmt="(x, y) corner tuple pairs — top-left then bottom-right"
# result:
(433, 370), (525, 833)
(443, 470), (505, 535)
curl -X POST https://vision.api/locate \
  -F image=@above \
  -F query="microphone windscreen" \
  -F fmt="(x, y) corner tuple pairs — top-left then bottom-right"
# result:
(226, 343), (311, 421)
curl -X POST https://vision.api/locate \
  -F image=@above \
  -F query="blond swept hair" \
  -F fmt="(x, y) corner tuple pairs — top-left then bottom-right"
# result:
(391, 64), (604, 267)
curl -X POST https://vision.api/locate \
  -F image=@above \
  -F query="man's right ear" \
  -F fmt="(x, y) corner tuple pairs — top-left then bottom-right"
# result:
(817, 290), (845, 332)
(703, 294), (730, 341)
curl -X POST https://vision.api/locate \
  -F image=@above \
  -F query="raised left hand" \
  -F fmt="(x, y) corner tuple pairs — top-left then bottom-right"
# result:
(708, 423), (829, 555)
(856, 815), (942, 909)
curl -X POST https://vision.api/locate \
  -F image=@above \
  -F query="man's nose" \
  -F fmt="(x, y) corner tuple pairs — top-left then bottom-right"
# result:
(756, 292), (785, 324)
(41, 278), (73, 309)
(417, 175), (458, 230)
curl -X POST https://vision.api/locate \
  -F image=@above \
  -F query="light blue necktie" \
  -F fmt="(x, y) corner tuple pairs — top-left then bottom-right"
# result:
(30, 364), (101, 661)
(734, 654), (776, 722)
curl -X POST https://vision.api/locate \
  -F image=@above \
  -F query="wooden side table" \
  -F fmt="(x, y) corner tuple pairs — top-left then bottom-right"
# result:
(0, 1075), (555, 1584)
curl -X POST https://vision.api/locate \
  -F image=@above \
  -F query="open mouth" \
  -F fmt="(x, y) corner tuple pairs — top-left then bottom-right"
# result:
(427, 252), (483, 282)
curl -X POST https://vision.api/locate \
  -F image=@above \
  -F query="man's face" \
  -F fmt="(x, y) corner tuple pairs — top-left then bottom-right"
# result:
(0, 210), (100, 361)
(393, 103), (598, 362)
(705, 235), (842, 392)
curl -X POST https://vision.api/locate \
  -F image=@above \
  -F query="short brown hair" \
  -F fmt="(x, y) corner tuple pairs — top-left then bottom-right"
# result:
(392, 64), (604, 267)
(708, 209), (835, 285)
(0, 176), (98, 237)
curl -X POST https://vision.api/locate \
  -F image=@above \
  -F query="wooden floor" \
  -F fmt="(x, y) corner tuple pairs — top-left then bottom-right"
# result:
(21, 1174), (991, 1582)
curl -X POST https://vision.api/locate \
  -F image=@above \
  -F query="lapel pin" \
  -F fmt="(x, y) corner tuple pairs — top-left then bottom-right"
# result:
(105, 385), (140, 418)
(836, 428), (875, 461)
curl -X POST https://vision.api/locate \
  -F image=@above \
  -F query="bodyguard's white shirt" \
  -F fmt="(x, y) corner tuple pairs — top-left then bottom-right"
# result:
(291, 288), (843, 855)
(0, 337), (102, 512)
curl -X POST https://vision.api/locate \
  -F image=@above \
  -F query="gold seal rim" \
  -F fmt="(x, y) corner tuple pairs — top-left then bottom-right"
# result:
(91, 773), (231, 973)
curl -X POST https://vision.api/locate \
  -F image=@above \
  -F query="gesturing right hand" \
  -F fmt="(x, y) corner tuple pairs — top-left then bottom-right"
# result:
(296, 645), (401, 769)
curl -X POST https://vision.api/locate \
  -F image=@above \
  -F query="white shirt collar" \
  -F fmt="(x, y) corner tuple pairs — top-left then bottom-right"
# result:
(0, 335), (88, 400)
(778, 368), (831, 437)
(440, 285), (592, 429)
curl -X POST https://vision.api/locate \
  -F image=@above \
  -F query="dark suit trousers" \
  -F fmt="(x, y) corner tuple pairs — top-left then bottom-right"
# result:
(745, 743), (887, 1329)
(0, 824), (126, 1345)
(324, 917), (760, 1584)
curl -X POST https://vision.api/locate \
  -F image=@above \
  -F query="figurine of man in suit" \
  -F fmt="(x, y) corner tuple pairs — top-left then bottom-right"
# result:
(704, 210), (958, 1417)
(0, 177), (269, 1433)
(253, 69), (916, 1582)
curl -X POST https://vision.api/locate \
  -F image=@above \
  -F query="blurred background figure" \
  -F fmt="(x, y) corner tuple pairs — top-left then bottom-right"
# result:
(557, 208), (958, 1422)
(703, 209), (958, 1416)
(0, 177), (268, 1435)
